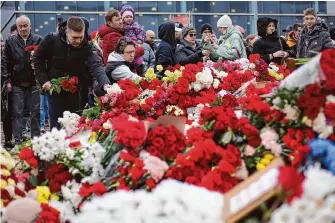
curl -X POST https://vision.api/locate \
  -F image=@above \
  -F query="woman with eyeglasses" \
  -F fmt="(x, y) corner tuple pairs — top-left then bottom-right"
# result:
(176, 27), (211, 66)
(105, 37), (140, 83)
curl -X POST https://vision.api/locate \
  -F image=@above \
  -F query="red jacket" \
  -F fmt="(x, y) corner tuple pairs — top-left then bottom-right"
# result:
(98, 24), (124, 66)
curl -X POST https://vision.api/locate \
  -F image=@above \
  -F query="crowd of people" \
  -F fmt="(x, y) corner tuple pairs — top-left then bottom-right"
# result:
(1, 6), (335, 149)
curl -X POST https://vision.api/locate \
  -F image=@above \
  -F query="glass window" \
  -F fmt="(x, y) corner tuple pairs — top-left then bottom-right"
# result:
(98, 14), (105, 28)
(77, 1), (98, 12)
(210, 1), (229, 13)
(194, 15), (212, 39)
(98, 1), (118, 11)
(279, 16), (297, 35)
(193, 2), (212, 13)
(158, 1), (176, 12)
(34, 14), (57, 36)
(186, 1), (194, 12)
(295, 1), (313, 14)
(157, 15), (171, 30)
(23, 1), (34, 10)
(280, 1), (295, 14)
(138, 15), (158, 35)
(318, 1), (327, 14)
(138, 1), (158, 13)
(55, 1), (77, 11)
(230, 1), (248, 13)
(33, 2), (55, 11)
(319, 17), (335, 29)
(258, 1), (279, 14)
(119, 1), (138, 12)
(1, 1), (15, 28)
(78, 14), (98, 34)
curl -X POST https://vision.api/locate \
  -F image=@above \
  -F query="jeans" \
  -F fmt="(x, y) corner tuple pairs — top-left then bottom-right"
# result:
(12, 86), (40, 145)
(40, 94), (49, 129)
(22, 103), (30, 136)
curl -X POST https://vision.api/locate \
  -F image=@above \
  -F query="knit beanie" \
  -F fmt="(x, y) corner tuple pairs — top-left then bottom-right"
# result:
(181, 27), (195, 38)
(120, 5), (135, 19)
(217, 14), (232, 28)
(201, 23), (213, 34)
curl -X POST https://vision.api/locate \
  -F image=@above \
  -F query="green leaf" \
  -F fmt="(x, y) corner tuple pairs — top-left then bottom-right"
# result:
(29, 174), (38, 186)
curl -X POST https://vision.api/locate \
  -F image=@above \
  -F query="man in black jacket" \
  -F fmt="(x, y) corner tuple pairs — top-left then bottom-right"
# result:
(34, 16), (110, 129)
(1, 15), (42, 146)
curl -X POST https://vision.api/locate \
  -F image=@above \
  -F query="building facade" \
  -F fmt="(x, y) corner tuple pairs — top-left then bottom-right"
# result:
(1, 1), (334, 40)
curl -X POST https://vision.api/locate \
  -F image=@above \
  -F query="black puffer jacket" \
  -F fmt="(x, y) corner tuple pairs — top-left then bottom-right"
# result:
(34, 21), (110, 89)
(1, 33), (42, 86)
(296, 21), (334, 58)
(176, 39), (203, 65)
(253, 17), (294, 64)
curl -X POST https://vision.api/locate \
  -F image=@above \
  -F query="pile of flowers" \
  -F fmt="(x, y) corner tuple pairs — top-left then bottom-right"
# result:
(71, 179), (224, 223)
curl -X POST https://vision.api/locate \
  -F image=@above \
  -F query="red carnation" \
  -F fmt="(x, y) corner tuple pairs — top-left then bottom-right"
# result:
(69, 76), (79, 85)
(18, 147), (39, 168)
(61, 80), (70, 89)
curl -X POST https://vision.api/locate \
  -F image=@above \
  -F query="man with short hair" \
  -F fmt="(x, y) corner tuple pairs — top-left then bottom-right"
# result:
(34, 17), (111, 129)
(287, 23), (304, 50)
(10, 24), (18, 36)
(98, 9), (124, 65)
(1, 15), (42, 146)
(296, 8), (334, 58)
(145, 30), (157, 51)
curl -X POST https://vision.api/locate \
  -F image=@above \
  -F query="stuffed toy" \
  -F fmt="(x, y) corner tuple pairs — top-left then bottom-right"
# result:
(2, 190), (41, 223)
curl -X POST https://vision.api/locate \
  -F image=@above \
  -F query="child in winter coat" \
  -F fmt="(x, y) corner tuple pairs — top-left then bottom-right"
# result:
(120, 5), (146, 75)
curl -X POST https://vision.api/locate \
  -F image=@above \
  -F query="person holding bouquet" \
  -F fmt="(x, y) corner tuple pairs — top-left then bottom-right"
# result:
(1, 15), (42, 146)
(34, 17), (111, 129)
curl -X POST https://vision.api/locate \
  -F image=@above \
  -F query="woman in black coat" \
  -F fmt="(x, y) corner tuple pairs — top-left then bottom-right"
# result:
(175, 27), (210, 65)
(253, 17), (294, 64)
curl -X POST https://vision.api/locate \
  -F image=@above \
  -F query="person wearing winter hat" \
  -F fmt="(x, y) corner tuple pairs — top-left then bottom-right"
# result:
(155, 22), (177, 76)
(176, 27), (210, 65)
(120, 5), (146, 75)
(253, 17), (294, 64)
(202, 14), (247, 61)
(200, 23), (214, 46)
(120, 5), (146, 44)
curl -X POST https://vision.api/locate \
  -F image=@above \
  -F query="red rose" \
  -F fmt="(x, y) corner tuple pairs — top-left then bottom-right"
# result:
(69, 76), (79, 85)
(18, 147), (39, 168)
(91, 182), (107, 196)
(61, 80), (70, 89)
(145, 178), (157, 189)
(69, 85), (77, 94)
(325, 103), (335, 120)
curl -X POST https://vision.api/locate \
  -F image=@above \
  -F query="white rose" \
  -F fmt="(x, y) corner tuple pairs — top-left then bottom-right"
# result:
(102, 120), (112, 129)
(213, 79), (220, 89)
(249, 63), (256, 69)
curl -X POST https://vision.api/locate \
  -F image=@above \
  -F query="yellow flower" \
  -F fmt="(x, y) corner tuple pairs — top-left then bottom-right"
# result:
(260, 158), (271, 165)
(0, 179), (7, 189)
(256, 163), (266, 171)
(14, 195), (22, 199)
(225, 41), (232, 48)
(145, 68), (157, 81)
(1, 169), (11, 177)
(156, 65), (163, 72)
(89, 132), (97, 143)
(36, 186), (51, 204)
(264, 154), (274, 161)
(7, 178), (16, 186)
(50, 193), (59, 201)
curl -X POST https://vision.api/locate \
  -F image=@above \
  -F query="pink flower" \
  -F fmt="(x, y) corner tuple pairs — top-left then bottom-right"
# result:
(14, 169), (30, 182)
(260, 128), (282, 157)
(143, 155), (169, 182)
(235, 161), (249, 180)
(244, 144), (256, 156)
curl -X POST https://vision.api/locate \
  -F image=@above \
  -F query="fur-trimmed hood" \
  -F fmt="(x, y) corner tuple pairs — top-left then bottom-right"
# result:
(257, 17), (278, 37)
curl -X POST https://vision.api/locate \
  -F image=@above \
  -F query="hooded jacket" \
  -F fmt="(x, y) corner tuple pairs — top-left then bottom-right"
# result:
(34, 20), (110, 89)
(106, 52), (139, 82)
(203, 26), (247, 61)
(1, 33), (42, 86)
(176, 39), (204, 65)
(155, 22), (177, 75)
(120, 5), (146, 43)
(98, 24), (124, 65)
(295, 21), (334, 58)
(253, 17), (294, 64)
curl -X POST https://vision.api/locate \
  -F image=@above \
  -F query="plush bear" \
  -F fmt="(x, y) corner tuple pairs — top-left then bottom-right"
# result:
(2, 190), (41, 223)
